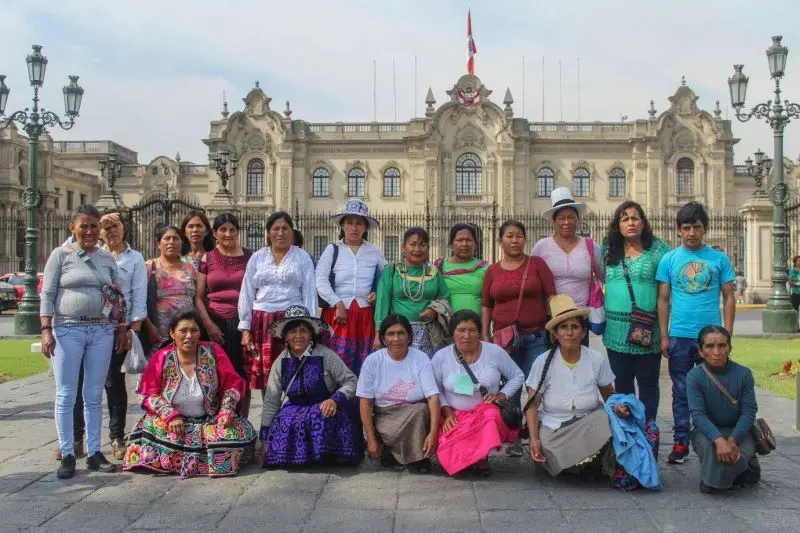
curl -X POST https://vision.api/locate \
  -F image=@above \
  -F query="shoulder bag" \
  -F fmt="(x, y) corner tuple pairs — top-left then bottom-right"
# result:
(72, 245), (126, 324)
(622, 258), (658, 349)
(455, 347), (523, 429)
(701, 363), (775, 455)
(585, 238), (605, 335)
(493, 257), (530, 352)
(318, 244), (340, 310)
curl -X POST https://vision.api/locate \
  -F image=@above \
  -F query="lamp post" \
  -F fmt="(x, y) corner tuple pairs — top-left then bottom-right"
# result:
(729, 35), (800, 333)
(99, 153), (123, 207)
(744, 149), (773, 195)
(211, 150), (237, 196)
(0, 45), (84, 335)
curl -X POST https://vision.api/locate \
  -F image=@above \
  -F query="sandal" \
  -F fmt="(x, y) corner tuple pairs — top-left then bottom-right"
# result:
(408, 459), (433, 474)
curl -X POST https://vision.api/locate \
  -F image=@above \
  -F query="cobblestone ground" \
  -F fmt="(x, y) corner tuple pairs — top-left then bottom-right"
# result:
(1, 353), (799, 533)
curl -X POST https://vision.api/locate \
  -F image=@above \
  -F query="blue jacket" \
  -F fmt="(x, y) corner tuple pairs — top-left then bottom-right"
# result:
(605, 394), (661, 490)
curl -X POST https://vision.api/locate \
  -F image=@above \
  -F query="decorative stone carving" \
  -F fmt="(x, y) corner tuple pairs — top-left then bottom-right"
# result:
(281, 167), (289, 206)
(570, 159), (595, 175)
(453, 124), (487, 152)
(243, 132), (267, 152)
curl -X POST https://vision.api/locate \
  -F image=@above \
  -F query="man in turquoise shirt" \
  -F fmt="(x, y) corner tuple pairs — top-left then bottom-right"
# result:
(656, 202), (736, 465)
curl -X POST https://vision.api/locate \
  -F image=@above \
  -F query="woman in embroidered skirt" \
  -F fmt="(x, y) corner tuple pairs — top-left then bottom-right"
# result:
(258, 306), (363, 466)
(317, 200), (386, 375)
(123, 311), (257, 479)
(195, 213), (254, 416)
(374, 227), (450, 357)
(238, 211), (317, 393)
(432, 310), (524, 476)
(358, 314), (441, 473)
(435, 223), (488, 315)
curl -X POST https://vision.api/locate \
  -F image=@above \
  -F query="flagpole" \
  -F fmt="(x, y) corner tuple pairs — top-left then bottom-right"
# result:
(392, 58), (397, 122)
(372, 60), (377, 122)
(541, 56), (545, 121)
(414, 55), (418, 118)
(522, 55), (526, 117)
(577, 57), (581, 121)
(559, 59), (563, 122)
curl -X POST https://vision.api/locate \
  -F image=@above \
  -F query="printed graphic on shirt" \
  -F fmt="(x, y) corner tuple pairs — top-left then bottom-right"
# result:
(676, 260), (714, 294)
(379, 379), (417, 405)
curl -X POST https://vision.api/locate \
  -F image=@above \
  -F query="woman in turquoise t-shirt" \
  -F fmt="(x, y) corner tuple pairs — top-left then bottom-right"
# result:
(602, 201), (669, 425)
(790, 255), (800, 311)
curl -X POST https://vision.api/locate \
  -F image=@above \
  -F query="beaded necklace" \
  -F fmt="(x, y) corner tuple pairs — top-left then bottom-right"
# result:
(397, 261), (429, 302)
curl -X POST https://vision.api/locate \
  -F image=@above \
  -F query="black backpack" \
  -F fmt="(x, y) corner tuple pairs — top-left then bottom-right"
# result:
(318, 244), (339, 309)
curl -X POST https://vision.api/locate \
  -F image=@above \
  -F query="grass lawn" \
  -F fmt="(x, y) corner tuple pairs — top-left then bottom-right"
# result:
(0, 339), (49, 383)
(730, 338), (799, 400)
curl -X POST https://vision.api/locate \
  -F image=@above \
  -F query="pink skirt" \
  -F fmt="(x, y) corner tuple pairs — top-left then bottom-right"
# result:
(436, 402), (520, 476)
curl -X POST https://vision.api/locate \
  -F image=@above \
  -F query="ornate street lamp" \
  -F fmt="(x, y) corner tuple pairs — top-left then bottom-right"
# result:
(729, 36), (800, 333)
(211, 150), (237, 196)
(99, 153), (122, 191)
(744, 149), (772, 193)
(0, 45), (84, 335)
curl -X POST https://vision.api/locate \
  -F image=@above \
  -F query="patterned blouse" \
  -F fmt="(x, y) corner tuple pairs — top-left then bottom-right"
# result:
(147, 259), (197, 342)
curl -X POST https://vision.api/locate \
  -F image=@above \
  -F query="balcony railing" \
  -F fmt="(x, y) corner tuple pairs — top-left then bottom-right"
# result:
(307, 122), (408, 135)
(528, 122), (631, 139)
(52, 140), (138, 163)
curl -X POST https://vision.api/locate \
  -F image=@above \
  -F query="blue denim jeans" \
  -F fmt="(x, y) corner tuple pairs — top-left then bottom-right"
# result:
(667, 336), (700, 445)
(508, 330), (550, 408)
(52, 325), (114, 457)
(607, 349), (661, 421)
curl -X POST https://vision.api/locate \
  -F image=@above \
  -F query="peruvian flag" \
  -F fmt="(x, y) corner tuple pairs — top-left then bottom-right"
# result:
(467, 9), (477, 75)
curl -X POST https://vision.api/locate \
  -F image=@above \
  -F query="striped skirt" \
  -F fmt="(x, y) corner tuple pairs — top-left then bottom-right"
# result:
(321, 300), (376, 375)
(249, 310), (285, 391)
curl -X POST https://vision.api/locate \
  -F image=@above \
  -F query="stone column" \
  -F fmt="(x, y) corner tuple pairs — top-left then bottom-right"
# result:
(739, 195), (774, 304)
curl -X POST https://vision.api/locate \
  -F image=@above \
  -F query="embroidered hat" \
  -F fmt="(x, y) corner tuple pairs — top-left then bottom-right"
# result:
(544, 294), (590, 332)
(329, 199), (379, 229)
(541, 187), (587, 221)
(268, 305), (331, 338)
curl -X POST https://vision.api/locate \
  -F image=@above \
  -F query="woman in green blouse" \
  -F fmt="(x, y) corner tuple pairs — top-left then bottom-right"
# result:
(374, 227), (450, 357)
(602, 201), (670, 426)
(435, 223), (488, 315)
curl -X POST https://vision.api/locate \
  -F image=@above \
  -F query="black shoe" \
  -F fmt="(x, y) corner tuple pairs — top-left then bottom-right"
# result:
(699, 481), (724, 494)
(734, 460), (761, 487)
(86, 452), (117, 473)
(667, 443), (690, 464)
(57, 455), (76, 479)
(380, 451), (400, 468)
(408, 459), (432, 474)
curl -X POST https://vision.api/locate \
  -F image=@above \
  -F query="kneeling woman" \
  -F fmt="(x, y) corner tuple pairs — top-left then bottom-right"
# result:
(123, 311), (257, 479)
(357, 315), (441, 473)
(432, 310), (525, 476)
(259, 306), (364, 467)
(525, 295), (623, 478)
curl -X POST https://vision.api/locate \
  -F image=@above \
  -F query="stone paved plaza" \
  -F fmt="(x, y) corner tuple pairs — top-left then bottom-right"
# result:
(1, 344), (799, 533)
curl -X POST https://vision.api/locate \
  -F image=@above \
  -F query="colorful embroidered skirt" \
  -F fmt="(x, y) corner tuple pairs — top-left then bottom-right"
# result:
(321, 300), (375, 375)
(250, 310), (286, 390)
(122, 413), (257, 479)
(263, 398), (365, 466)
(437, 403), (519, 475)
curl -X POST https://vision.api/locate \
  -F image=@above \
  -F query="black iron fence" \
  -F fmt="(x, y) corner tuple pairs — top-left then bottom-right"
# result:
(0, 210), (74, 274)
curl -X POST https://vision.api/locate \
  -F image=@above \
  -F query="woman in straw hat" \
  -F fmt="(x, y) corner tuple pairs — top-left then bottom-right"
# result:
(258, 306), (363, 467)
(316, 200), (387, 375)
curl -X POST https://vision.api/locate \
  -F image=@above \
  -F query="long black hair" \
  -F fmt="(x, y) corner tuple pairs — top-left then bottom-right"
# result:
(180, 211), (214, 255)
(603, 201), (655, 266)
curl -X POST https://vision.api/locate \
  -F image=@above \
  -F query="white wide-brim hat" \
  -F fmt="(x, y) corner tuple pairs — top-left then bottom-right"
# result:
(268, 305), (332, 338)
(329, 199), (379, 230)
(541, 187), (587, 221)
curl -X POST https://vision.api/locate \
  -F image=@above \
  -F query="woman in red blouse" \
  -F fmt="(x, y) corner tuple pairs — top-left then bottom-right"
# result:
(481, 219), (556, 456)
(194, 213), (254, 416)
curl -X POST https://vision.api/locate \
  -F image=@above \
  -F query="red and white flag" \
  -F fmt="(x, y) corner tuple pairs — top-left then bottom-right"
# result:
(467, 9), (477, 75)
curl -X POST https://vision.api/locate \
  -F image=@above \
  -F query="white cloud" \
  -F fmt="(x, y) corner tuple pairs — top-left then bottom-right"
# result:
(1, 0), (799, 167)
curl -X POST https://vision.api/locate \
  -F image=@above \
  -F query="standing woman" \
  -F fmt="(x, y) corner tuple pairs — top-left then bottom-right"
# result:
(142, 226), (197, 352)
(789, 255), (800, 311)
(482, 220), (555, 456)
(194, 213), (254, 415)
(532, 187), (604, 346)
(435, 223), (488, 314)
(180, 211), (214, 270)
(373, 227), (450, 357)
(317, 200), (386, 375)
(40, 204), (128, 479)
(238, 211), (317, 393)
(602, 201), (670, 428)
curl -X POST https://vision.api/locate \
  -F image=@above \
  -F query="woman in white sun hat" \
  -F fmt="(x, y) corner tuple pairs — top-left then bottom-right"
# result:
(316, 200), (387, 375)
(532, 187), (605, 346)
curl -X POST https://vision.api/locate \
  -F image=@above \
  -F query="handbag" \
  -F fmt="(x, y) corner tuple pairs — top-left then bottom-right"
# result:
(700, 364), (776, 455)
(318, 244), (340, 310)
(72, 245), (126, 324)
(455, 347), (523, 429)
(121, 331), (147, 374)
(493, 257), (530, 352)
(622, 258), (658, 349)
(585, 238), (605, 335)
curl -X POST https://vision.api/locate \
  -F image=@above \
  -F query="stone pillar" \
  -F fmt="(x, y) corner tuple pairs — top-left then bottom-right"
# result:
(739, 195), (774, 304)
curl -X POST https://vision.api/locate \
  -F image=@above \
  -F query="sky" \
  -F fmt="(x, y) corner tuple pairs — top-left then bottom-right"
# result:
(1, 0), (799, 167)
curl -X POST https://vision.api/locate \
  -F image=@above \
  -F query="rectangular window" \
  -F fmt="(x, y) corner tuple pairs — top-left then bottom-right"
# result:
(573, 177), (590, 197)
(66, 190), (74, 211)
(79, 193), (87, 205)
(312, 236), (327, 261)
(384, 236), (399, 263)
(347, 176), (365, 198)
(537, 176), (554, 197)
(54, 188), (60, 210)
(609, 177), (626, 197)
(383, 175), (401, 197)
(313, 176), (329, 197)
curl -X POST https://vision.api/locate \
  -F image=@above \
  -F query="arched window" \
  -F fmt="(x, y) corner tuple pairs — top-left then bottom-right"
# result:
(609, 167), (626, 197)
(572, 168), (590, 197)
(383, 167), (401, 197)
(455, 153), (482, 196)
(347, 168), (366, 198)
(312, 168), (330, 197)
(676, 158), (694, 197)
(246, 222), (264, 249)
(536, 167), (554, 197)
(246, 159), (264, 196)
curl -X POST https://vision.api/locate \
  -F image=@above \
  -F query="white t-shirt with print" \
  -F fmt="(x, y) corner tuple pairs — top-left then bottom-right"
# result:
(356, 347), (440, 408)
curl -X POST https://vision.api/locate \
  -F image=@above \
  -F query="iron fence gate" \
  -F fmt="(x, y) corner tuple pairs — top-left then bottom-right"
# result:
(125, 195), (203, 260)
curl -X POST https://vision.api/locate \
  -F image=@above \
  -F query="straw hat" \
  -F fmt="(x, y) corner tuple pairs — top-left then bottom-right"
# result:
(268, 305), (332, 338)
(544, 294), (590, 332)
(329, 200), (379, 230)
(541, 187), (587, 221)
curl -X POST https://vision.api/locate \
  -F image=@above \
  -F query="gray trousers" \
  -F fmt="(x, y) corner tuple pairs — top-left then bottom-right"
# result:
(691, 427), (759, 489)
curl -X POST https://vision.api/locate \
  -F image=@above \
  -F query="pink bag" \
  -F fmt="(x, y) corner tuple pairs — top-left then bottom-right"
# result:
(585, 237), (605, 335)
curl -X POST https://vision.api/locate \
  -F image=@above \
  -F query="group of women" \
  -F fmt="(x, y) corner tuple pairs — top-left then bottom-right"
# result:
(39, 190), (762, 493)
